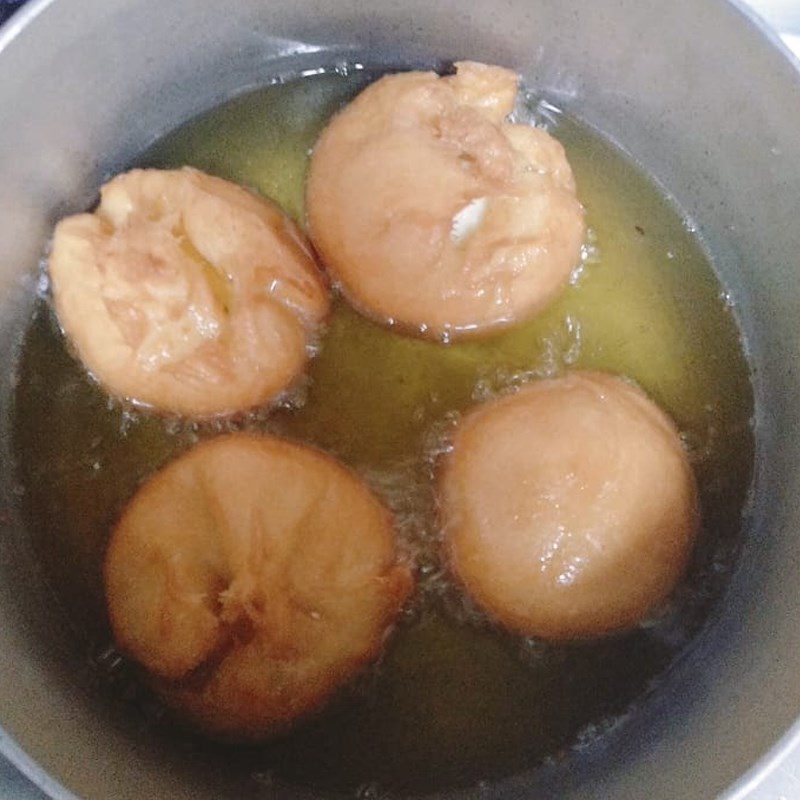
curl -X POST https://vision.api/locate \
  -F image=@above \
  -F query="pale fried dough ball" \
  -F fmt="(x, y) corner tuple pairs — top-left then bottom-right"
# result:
(440, 372), (699, 640)
(104, 434), (412, 740)
(307, 61), (585, 340)
(49, 168), (329, 416)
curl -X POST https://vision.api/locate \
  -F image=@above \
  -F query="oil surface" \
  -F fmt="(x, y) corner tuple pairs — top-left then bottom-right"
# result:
(12, 69), (754, 794)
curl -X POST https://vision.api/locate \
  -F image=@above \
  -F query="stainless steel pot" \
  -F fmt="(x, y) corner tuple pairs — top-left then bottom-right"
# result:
(1, 1), (800, 798)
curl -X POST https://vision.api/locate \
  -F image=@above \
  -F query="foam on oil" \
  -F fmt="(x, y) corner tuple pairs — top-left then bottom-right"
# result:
(11, 69), (754, 793)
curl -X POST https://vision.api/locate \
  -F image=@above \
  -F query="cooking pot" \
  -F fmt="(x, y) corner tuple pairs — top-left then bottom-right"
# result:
(1, 1), (800, 798)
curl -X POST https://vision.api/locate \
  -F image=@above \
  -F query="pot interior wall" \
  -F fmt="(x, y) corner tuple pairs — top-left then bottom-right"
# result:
(1, 1), (800, 798)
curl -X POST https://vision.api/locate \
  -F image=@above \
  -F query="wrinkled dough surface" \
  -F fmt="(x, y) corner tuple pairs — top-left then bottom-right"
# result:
(440, 372), (699, 640)
(307, 61), (585, 340)
(105, 434), (412, 739)
(50, 168), (329, 415)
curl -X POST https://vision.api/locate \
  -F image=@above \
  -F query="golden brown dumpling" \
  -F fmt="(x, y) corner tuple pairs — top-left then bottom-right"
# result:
(307, 61), (585, 340)
(105, 433), (412, 740)
(50, 167), (329, 416)
(440, 372), (699, 640)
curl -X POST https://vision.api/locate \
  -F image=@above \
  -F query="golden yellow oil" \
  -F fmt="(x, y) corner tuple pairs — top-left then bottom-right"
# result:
(11, 68), (754, 793)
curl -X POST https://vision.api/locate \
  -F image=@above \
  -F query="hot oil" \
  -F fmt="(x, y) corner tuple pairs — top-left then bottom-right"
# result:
(11, 69), (754, 793)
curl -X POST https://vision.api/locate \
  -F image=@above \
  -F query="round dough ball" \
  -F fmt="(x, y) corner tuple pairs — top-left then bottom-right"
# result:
(50, 167), (329, 416)
(307, 61), (585, 340)
(105, 433), (412, 740)
(440, 372), (698, 640)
